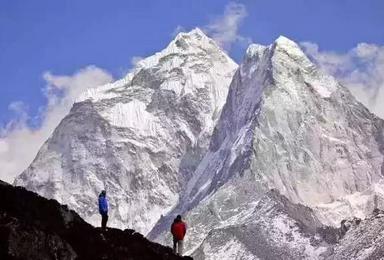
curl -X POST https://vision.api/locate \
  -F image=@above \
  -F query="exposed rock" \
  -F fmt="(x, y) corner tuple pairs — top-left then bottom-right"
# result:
(0, 181), (191, 260)
(325, 209), (384, 259)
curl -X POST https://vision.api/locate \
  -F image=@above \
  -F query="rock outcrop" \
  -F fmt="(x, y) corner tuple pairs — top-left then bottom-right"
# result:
(0, 181), (192, 260)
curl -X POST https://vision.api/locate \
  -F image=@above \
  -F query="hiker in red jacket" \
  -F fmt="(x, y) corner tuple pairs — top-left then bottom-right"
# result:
(171, 215), (187, 256)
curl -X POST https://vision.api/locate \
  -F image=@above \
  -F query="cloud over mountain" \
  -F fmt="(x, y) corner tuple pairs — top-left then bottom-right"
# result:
(0, 66), (113, 183)
(301, 41), (384, 119)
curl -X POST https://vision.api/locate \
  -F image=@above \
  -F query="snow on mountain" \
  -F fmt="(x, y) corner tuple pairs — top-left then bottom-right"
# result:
(14, 28), (237, 235)
(191, 190), (329, 260)
(14, 28), (384, 259)
(185, 36), (384, 210)
(149, 35), (384, 259)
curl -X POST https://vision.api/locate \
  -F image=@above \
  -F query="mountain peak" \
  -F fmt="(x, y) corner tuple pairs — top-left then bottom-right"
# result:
(15, 24), (237, 236)
(171, 27), (220, 52)
(133, 27), (229, 71)
(246, 43), (267, 59)
(272, 35), (309, 61)
(274, 35), (297, 46)
(175, 27), (207, 40)
(244, 36), (309, 67)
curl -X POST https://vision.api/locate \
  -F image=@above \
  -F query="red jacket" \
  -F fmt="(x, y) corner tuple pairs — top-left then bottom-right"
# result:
(171, 221), (187, 240)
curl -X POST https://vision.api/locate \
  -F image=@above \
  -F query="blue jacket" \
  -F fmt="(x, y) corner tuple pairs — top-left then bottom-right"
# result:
(98, 195), (108, 215)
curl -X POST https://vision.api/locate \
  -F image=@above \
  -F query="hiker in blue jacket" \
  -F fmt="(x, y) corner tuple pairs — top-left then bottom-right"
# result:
(98, 190), (108, 231)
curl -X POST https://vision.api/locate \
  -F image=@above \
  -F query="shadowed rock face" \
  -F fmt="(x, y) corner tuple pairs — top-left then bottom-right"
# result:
(0, 181), (192, 260)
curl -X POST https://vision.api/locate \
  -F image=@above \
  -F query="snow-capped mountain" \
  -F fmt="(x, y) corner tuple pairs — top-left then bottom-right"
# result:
(14, 29), (384, 259)
(149, 36), (384, 259)
(14, 28), (237, 235)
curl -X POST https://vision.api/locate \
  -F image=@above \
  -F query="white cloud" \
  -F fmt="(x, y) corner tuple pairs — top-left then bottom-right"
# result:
(204, 2), (250, 51)
(4, 101), (29, 131)
(0, 65), (113, 183)
(301, 42), (384, 118)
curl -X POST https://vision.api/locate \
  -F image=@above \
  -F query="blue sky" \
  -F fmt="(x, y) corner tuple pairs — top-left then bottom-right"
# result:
(0, 0), (384, 182)
(1, 0), (383, 127)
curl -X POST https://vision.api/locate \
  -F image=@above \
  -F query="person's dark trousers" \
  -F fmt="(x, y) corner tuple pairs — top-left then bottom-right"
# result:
(101, 213), (108, 230)
(173, 237), (177, 254)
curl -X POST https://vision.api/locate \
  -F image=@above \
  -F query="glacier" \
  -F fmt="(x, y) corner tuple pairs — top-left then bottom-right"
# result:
(14, 29), (384, 259)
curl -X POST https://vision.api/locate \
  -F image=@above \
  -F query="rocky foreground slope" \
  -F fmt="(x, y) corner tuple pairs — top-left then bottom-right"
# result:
(0, 181), (191, 260)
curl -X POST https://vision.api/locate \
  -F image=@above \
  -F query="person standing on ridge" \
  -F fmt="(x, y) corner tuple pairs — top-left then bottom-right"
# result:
(98, 190), (108, 231)
(171, 215), (187, 256)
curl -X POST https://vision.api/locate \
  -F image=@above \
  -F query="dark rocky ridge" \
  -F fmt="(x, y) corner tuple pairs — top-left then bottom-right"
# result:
(0, 181), (192, 260)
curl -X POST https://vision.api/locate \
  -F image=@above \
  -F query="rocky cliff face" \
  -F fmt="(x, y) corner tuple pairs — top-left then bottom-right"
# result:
(0, 180), (191, 260)
(14, 28), (237, 235)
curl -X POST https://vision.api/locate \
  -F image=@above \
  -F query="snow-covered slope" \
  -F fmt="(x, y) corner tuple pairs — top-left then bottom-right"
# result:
(187, 36), (384, 213)
(191, 190), (329, 260)
(14, 28), (237, 235)
(150, 36), (384, 259)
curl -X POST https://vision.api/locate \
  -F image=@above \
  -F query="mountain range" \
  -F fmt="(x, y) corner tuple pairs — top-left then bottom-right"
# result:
(13, 28), (384, 259)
